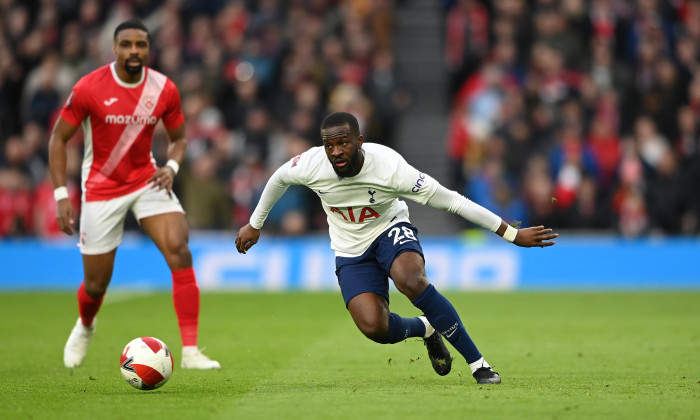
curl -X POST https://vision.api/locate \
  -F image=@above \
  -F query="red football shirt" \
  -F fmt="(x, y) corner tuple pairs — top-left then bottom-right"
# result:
(60, 63), (185, 201)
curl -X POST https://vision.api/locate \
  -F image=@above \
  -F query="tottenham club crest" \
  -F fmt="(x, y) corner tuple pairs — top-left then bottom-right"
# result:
(368, 189), (376, 203)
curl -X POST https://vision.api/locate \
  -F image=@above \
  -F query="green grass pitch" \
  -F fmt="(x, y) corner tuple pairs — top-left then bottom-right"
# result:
(0, 291), (698, 419)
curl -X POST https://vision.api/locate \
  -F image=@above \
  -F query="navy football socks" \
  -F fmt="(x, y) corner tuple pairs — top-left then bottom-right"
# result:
(383, 312), (426, 344)
(411, 284), (482, 363)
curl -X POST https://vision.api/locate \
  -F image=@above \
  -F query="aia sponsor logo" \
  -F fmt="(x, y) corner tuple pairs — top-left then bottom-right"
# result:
(411, 173), (426, 193)
(330, 206), (380, 223)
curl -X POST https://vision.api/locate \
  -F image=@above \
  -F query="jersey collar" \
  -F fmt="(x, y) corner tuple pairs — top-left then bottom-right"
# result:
(110, 62), (145, 88)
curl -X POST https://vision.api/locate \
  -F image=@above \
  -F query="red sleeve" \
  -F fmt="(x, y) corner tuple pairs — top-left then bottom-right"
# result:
(161, 79), (185, 130)
(59, 78), (90, 127)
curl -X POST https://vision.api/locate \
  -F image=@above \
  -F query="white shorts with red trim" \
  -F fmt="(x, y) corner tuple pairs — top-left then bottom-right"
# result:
(79, 184), (184, 255)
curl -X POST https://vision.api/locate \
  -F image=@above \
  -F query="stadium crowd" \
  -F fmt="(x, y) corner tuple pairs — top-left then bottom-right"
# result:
(0, 0), (699, 239)
(444, 0), (700, 236)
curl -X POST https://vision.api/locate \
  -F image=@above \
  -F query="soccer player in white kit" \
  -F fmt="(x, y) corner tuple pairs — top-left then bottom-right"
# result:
(236, 112), (558, 384)
(48, 19), (219, 370)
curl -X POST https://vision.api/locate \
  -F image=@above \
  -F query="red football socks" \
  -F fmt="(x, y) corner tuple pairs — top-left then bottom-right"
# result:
(172, 267), (200, 347)
(77, 282), (103, 327)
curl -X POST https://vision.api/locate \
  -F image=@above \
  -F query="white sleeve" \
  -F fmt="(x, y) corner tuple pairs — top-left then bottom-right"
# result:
(391, 153), (438, 205)
(249, 165), (292, 229)
(426, 183), (502, 232)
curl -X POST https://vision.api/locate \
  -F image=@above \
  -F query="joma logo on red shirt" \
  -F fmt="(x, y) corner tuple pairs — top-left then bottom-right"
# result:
(330, 206), (380, 222)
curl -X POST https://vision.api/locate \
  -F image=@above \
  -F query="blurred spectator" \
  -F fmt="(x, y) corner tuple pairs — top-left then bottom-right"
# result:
(634, 115), (670, 173)
(614, 184), (649, 237)
(445, 0), (490, 96)
(180, 150), (232, 230)
(588, 113), (622, 193)
(583, 39), (631, 113)
(522, 154), (559, 227)
(446, 61), (519, 190)
(569, 174), (611, 229)
(644, 58), (684, 139)
(364, 47), (409, 146)
(548, 122), (598, 215)
(0, 135), (34, 236)
(674, 105), (700, 232)
(22, 51), (75, 128)
(644, 149), (687, 234)
(611, 137), (649, 237)
(532, 4), (586, 70)
(0, 167), (33, 237)
(467, 155), (528, 226)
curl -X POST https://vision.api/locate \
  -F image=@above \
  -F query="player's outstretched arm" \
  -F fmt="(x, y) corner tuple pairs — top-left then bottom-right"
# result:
(236, 164), (294, 255)
(235, 223), (260, 254)
(425, 184), (558, 247)
(495, 220), (558, 248)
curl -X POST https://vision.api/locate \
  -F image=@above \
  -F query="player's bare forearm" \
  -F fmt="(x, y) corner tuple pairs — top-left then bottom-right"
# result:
(48, 117), (78, 235)
(235, 224), (260, 254)
(48, 118), (79, 189)
(497, 220), (558, 248)
(48, 138), (67, 188)
(165, 123), (187, 165)
(150, 124), (187, 193)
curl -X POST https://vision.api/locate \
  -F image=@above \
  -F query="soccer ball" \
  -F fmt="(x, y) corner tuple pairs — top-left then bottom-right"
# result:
(120, 337), (174, 390)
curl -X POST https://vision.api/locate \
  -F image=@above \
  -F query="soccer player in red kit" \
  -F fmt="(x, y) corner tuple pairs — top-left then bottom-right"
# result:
(48, 19), (219, 369)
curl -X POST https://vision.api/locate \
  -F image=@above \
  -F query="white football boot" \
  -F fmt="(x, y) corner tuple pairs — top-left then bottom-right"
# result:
(181, 347), (221, 369)
(63, 317), (96, 368)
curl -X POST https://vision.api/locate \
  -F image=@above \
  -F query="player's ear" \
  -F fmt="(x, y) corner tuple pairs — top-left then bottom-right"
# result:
(357, 135), (363, 147)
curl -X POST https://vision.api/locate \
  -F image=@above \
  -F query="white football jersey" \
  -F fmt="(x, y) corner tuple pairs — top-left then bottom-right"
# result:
(250, 143), (439, 257)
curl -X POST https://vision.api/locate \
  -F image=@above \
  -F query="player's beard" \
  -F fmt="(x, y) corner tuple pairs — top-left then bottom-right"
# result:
(124, 57), (143, 75)
(333, 147), (363, 179)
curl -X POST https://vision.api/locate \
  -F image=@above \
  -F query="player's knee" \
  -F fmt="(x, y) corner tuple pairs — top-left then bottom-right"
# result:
(394, 275), (429, 300)
(357, 320), (389, 344)
(165, 242), (193, 269)
(362, 329), (389, 344)
(83, 280), (108, 298)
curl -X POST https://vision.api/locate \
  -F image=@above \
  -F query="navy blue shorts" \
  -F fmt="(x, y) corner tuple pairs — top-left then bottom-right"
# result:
(335, 222), (424, 306)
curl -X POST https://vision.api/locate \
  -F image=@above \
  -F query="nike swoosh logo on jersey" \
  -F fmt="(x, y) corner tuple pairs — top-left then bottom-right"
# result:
(104, 97), (118, 106)
(317, 190), (329, 194)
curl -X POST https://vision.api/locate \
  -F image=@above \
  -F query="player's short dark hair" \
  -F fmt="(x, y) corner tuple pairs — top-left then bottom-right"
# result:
(113, 18), (150, 42)
(320, 112), (360, 138)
